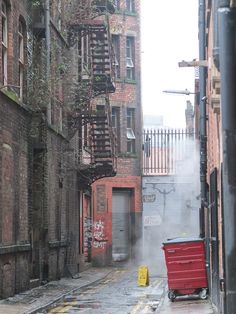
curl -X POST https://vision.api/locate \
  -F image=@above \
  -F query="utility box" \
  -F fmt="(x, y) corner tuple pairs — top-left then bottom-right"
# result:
(162, 237), (208, 301)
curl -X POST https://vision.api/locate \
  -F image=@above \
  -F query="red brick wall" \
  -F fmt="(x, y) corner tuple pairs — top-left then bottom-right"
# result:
(205, 3), (224, 311)
(91, 0), (142, 266)
(92, 176), (142, 265)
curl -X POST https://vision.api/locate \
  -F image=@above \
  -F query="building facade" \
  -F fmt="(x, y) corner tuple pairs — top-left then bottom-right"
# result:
(0, 0), (118, 298)
(200, 1), (236, 313)
(92, 0), (143, 266)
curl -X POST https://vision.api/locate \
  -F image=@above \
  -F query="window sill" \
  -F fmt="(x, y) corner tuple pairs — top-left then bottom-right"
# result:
(114, 9), (123, 14)
(124, 11), (137, 16)
(48, 123), (67, 139)
(124, 78), (136, 84)
(0, 87), (30, 112)
(118, 152), (137, 158)
(114, 78), (122, 83)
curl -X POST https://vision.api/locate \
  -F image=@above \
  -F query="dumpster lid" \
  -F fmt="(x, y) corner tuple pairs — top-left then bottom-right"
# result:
(163, 237), (204, 245)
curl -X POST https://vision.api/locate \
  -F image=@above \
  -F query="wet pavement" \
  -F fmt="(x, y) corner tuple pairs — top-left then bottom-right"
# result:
(0, 266), (217, 314)
(45, 269), (164, 314)
(156, 291), (217, 314)
(0, 267), (113, 314)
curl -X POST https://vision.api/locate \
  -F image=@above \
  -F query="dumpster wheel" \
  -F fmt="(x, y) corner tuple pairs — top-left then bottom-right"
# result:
(199, 288), (208, 300)
(168, 290), (176, 302)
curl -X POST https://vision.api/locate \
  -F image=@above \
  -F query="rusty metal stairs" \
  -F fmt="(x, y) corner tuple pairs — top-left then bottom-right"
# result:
(90, 24), (115, 96)
(78, 107), (116, 188)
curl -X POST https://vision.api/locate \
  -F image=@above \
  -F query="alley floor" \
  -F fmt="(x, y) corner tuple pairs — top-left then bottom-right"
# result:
(0, 266), (217, 314)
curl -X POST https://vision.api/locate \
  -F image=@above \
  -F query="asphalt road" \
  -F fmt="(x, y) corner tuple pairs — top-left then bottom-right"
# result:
(45, 268), (164, 314)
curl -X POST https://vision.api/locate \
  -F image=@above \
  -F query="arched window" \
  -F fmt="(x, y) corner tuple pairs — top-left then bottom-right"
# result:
(18, 19), (24, 100)
(1, 0), (8, 85)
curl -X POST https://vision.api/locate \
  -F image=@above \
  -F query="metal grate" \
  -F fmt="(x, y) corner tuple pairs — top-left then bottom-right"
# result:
(142, 128), (195, 175)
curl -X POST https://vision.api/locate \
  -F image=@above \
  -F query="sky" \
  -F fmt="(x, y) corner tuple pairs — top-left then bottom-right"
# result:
(141, 0), (199, 128)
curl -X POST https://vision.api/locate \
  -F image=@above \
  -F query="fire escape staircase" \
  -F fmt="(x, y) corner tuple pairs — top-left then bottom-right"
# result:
(68, 0), (116, 97)
(90, 24), (116, 96)
(67, 1), (117, 188)
(78, 106), (117, 188)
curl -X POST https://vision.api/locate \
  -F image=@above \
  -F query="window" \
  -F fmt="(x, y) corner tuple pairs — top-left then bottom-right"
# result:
(19, 20), (24, 100)
(127, 108), (135, 153)
(112, 35), (120, 79)
(114, 0), (120, 10)
(79, 31), (90, 79)
(112, 107), (120, 152)
(126, 0), (135, 12)
(1, 1), (8, 85)
(57, 0), (62, 31)
(126, 37), (135, 80)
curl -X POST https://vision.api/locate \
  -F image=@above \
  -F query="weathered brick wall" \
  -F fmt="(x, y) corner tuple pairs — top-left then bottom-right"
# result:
(0, 91), (31, 297)
(91, 0), (142, 266)
(92, 176), (142, 266)
(46, 129), (68, 280)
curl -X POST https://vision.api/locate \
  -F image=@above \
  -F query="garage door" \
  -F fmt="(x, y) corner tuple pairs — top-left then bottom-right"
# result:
(112, 190), (131, 261)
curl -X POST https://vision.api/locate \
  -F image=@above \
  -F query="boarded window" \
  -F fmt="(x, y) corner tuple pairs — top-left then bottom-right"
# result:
(97, 185), (106, 212)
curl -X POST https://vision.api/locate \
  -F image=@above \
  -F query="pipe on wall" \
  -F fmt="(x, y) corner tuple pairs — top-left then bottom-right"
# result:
(45, 0), (52, 124)
(219, 6), (236, 313)
(198, 0), (207, 238)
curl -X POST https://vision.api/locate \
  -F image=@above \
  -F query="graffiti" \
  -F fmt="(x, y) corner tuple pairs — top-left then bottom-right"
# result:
(142, 194), (156, 203)
(93, 240), (107, 249)
(84, 217), (92, 251)
(93, 219), (107, 249)
(144, 215), (162, 226)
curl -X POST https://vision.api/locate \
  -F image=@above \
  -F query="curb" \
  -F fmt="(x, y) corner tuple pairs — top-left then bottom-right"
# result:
(24, 270), (114, 314)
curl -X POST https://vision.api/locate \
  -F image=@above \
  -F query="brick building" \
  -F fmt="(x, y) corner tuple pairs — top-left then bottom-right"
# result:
(92, 0), (142, 266)
(0, 0), (118, 298)
(199, 1), (236, 313)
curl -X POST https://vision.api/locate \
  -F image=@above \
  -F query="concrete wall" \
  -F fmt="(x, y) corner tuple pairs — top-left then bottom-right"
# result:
(142, 172), (200, 276)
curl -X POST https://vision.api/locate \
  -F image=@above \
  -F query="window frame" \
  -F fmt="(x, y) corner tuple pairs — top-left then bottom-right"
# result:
(126, 108), (136, 153)
(1, 0), (8, 86)
(114, 0), (120, 10)
(80, 31), (90, 79)
(112, 106), (120, 152)
(126, 0), (135, 13)
(112, 34), (120, 79)
(18, 20), (24, 100)
(57, 0), (62, 31)
(126, 36), (135, 80)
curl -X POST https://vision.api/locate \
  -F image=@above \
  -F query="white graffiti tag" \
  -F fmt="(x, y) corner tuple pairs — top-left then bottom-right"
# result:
(93, 220), (107, 249)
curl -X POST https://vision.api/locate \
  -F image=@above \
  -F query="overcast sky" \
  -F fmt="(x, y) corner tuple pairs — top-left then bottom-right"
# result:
(141, 0), (199, 128)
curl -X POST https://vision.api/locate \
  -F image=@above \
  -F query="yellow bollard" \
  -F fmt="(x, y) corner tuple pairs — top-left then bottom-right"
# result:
(138, 265), (149, 286)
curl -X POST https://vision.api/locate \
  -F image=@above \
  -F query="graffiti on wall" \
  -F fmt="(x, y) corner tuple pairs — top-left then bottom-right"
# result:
(93, 219), (107, 249)
(84, 217), (92, 260)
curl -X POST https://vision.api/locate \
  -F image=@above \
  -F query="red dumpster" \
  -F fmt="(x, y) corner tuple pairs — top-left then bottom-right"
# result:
(162, 237), (208, 301)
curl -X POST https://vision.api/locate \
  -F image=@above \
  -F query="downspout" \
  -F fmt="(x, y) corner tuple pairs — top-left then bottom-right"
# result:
(45, 0), (51, 124)
(198, 0), (207, 238)
(218, 4), (236, 313)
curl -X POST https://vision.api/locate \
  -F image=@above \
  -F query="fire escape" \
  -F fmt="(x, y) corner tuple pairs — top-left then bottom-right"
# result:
(69, 0), (117, 188)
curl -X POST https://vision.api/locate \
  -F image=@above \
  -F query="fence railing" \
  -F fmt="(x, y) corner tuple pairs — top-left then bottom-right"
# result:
(142, 128), (195, 175)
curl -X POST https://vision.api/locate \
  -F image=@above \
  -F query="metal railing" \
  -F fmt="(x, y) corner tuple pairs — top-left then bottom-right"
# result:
(143, 128), (195, 175)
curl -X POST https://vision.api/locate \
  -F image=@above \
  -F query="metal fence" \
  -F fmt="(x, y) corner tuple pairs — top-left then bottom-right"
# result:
(142, 129), (195, 175)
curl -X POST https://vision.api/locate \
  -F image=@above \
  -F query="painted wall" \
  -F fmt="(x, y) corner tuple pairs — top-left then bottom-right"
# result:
(142, 172), (200, 276)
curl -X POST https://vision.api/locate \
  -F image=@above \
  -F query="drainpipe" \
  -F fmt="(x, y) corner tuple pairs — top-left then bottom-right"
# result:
(218, 5), (236, 313)
(199, 0), (207, 238)
(213, 0), (220, 69)
(45, 0), (51, 124)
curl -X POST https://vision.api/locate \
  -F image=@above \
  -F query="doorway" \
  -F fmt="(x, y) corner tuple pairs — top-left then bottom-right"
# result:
(112, 189), (131, 262)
